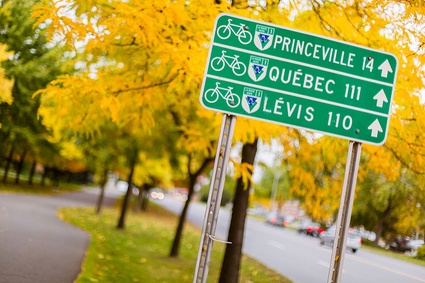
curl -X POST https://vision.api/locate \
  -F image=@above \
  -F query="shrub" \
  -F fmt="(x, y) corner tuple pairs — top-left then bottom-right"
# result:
(415, 245), (425, 260)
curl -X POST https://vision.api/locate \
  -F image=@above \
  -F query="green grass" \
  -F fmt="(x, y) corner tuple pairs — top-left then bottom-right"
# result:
(58, 204), (292, 283)
(0, 178), (84, 195)
(361, 245), (425, 267)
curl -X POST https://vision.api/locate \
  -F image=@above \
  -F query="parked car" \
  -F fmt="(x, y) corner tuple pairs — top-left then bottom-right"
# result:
(265, 213), (288, 227)
(298, 221), (323, 237)
(389, 236), (421, 253)
(319, 227), (362, 253)
(407, 239), (424, 250)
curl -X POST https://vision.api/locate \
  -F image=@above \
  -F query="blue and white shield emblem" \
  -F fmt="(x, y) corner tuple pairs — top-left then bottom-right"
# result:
(248, 56), (269, 82)
(254, 25), (275, 51)
(242, 87), (263, 114)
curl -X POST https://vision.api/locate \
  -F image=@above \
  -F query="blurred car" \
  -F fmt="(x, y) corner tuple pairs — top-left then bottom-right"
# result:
(359, 229), (377, 242)
(390, 236), (412, 252)
(149, 188), (165, 200)
(265, 213), (288, 227)
(389, 236), (422, 253)
(115, 181), (139, 195)
(408, 239), (424, 250)
(320, 227), (362, 253)
(116, 180), (129, 193)
(247, 206), (267, 217)
(297, 221), (323, 237)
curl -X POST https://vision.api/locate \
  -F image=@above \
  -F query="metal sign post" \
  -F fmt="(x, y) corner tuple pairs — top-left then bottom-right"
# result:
(193, 114), (236, 283)
(198, 13), (398, 283)
(327, 141), (362, 283)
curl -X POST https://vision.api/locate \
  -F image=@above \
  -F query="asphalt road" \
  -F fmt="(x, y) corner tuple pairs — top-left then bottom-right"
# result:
(2, 188), (423, 283)
(0, 188), (119, 283)
(156, 196), (425, 283)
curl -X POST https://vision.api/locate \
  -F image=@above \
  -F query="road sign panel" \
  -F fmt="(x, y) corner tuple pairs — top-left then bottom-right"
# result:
(200, 13), (398, 145)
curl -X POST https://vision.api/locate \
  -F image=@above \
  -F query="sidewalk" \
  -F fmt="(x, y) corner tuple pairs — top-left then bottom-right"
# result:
(0, 188), (119, 283)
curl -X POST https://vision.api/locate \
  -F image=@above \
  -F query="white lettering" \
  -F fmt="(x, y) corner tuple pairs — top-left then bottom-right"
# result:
(325, 80), (335, 94)
(269, 67), (279, 82)
(292, 69), (302, 87)
(274, 98), (284, 115)
(305, 107), (314, 121)
(283, 37), (291, 52)
(273, 35), (283, 50)
(262, 97), (272, 113)
(271, 37), (357, 69)
(305, 42), (313, 57)
(347, 53), (355, 68)
(287, 103), (297, 117)
(313, 44), (321, 59)
(314, 77), (325, 92)
(303, 74), (314, 89)
(281, 68), (291, 84)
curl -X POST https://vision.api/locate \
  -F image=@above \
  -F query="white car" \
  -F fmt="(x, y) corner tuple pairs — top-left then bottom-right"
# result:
(408, 239), (424, 250)
(320, 227), (362, 253)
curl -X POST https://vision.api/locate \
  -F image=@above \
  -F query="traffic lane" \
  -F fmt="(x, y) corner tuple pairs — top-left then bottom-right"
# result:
(341, 248), (425, 283)
(245, 218), (425, 283)
(155, 197), (425, 283)
(244, 222), (330, 283)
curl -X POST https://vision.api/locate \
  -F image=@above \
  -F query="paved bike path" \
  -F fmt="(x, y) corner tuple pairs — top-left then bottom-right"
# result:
(0, 188), (119, 283)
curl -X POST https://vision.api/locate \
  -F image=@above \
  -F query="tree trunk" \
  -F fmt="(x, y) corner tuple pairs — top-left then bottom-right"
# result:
(137, 183), (152, 213)
(28, 161), (36, 185)
(52, 167), (60, 188)
(15, 150), (27, 184)
(117, 155), (137, 229)
(170, 173), (196, 257)
(95, 169), (108, 215)
(374, 204), (394, 246)
(170, 156), (213, 257)
(140, 185), (150, 212)
(3, 146), (14, 183)
(219, 139), (258, 283)
(41, 167), (48, 186)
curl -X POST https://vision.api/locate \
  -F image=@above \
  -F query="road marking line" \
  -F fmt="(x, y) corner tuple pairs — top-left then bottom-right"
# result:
(268, 240), (286, 250)
(317, 260), (329, 268)
(349, 255), (425, 282)
(317, 260), (346, 273)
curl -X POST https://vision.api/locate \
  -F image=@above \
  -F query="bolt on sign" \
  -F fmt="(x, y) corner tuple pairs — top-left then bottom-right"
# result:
(200, 13), (398, 145)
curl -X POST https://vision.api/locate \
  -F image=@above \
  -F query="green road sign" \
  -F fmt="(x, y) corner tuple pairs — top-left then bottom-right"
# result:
(200, 13), (398, 145)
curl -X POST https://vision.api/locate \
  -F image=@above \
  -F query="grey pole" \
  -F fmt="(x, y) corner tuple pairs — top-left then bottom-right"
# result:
(270, 171), (282, 212)
(193, 114), (236, 283)
(327, 141), (362, 283)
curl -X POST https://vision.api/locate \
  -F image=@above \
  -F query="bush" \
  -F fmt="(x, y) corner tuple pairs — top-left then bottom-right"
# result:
(416, 245), (425, 260)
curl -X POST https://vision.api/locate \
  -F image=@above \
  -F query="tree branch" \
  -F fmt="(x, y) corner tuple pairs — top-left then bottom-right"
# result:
(111, 71), (180, 95)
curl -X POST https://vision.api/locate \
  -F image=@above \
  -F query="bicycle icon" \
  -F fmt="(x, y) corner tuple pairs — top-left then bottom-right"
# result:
(211, 50), (247, 76)
(204, 82), (241, 108)
(216, 19), (252, 45)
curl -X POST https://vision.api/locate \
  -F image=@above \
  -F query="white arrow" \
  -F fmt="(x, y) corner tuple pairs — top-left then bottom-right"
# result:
(368, 119), (383, 138)
(373, 89), (388, 108)
(378, 59), (393, 78)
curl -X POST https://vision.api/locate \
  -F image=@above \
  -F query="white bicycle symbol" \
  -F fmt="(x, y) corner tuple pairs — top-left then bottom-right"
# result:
(211, 50), (247, 76)
(204, 82), (241, 108)
(217, 19), (252, 45)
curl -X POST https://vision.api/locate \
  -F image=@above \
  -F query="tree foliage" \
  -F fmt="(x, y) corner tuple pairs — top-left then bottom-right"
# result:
(0, 44), (12, 105)
(274, 0), (425, 238)
(31, 0), (425, 280)
(0, 0), (78, 185)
